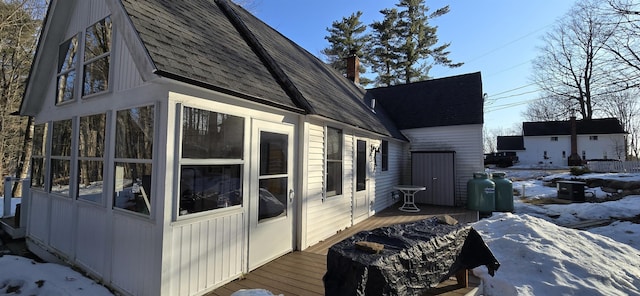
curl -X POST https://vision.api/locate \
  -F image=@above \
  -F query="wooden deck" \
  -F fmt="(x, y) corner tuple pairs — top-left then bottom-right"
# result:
(207, 203), (481, 296)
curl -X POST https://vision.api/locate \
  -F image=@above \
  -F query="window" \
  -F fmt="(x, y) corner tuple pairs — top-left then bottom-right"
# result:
(83, 17), (112, 96)
(114, 106), (154, 215)
(50, 120), (73, 196)
(31, 124), (48, 190)
(562, 151), (566, 158)
(77, 114), (106, 203)
(381, 140), (389, 171)
(543, 151), (548, 160)
(582, 151), (586, 160)
(56, 35), (79, 104)
(326, 127), (343, 197)
(179, 107), (244, 216)
(589, 136), (598, 141)
(550, 137), (558, 141)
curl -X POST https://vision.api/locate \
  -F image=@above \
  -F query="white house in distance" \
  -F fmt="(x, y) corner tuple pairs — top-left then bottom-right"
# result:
(497, 117), (626, 167)
(18, 0), (485, 295)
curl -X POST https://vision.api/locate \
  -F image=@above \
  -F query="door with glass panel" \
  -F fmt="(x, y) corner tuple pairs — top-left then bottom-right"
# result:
(353, 139), (370, 223)
(248, 120), (294, 270)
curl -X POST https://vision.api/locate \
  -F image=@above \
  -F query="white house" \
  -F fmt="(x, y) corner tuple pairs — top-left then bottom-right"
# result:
(498, 118), (627, 167)
(18, 0), (485, 295)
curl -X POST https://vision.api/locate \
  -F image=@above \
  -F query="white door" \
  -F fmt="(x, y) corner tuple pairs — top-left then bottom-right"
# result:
(248, 120), (295, 270)
(353, 139), (369, 223)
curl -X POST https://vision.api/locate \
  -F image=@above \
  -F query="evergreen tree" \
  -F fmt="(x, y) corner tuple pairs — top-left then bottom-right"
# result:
(369, 8), (401, 86)
(392, 0), (462, 84)
(321, 11), (372, 85)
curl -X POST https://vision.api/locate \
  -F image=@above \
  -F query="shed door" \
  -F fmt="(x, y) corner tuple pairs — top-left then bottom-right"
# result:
(248, 120), (294, 270)
(411, 152), (455, 206)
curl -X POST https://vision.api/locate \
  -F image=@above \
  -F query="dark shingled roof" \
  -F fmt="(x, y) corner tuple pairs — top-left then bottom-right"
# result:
(119, 0), (398, 137)
(497, 136), (524, 151)
(523, 118), (626, 136)
(366, 72), (484, 130)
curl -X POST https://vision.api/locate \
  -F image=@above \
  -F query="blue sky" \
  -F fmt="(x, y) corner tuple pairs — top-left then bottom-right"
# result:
(247, 1), (577, 134)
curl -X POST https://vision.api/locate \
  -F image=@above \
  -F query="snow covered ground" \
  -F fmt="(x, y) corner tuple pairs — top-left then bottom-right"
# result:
(1, 168), (640, 295)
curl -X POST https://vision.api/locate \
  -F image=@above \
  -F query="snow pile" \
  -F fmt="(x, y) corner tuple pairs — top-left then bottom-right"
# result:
(0, 255), (113, 295)
(472, 213), (640, 296)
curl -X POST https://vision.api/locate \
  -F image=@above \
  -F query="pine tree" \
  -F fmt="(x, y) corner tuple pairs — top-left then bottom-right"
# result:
(393, 0), (462, 84)
(321, 11), (372, 85)
(367, 0), (462, 86)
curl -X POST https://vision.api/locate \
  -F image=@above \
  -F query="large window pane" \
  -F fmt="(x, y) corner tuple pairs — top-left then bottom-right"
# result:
(50, 159), (71, 196)
(259, 131), (287, 175)
(51, 120), (72, 156)
(356, 140), (366, 191)
(114, 106), (154, 215)
(179, 165), (241, 215)
(114, 162), (152, 214)
(83, 16), (111, 97)
(84, 17), (112, 61)
(32, 124), (47, 156)
(182, 107), (244, 159)
(78, 160), (104, 202)
(56, 35), (78, 104)
(115, 106), (154, 159)
(258, 178), (287, 221)
(57, 72), (76, 103)
(31, 124), (48, 190)
(326, 127), (343, 197)
(83, 56), (110, 95)
(79, 114), (106, 157)
(50, 120), (72, 197)
(31, 158), (46, 190)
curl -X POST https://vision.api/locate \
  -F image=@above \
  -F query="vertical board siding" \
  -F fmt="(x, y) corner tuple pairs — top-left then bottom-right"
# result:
(27, 192), (49, 244)
(113, 31), (145, 91)
(402, 124), (483, 206)
(75, 205), (107, 277)
(111, 213), (156, 296)
(49, 198), (74, 257)
(170, 212), (244, 296)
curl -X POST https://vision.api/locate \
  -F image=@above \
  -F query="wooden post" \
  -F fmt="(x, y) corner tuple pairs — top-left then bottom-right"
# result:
(455, 269), (468, 288)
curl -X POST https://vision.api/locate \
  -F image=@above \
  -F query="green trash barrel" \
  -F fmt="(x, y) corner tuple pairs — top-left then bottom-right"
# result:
(467, 172), (495, 213)
(492, 172), (514, 212)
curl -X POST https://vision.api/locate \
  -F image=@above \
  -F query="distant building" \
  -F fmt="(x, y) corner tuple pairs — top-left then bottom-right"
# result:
(497, 118), (626, 167)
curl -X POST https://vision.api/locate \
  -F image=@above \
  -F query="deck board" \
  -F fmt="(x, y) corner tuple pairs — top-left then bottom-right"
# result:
(208, 203), (480, 296)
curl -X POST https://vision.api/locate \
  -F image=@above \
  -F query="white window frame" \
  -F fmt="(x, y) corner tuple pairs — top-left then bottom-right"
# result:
(324, 126), (344, 199)
(175, 104), (246, 220)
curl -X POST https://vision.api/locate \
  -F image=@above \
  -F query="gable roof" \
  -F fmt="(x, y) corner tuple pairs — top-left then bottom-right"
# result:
(497, 136), (524, 151)
(366, 72), (484, 130)
(118, 0), (397, 137)
(523, 118), (626, 136)
(21, 0), (399, 138)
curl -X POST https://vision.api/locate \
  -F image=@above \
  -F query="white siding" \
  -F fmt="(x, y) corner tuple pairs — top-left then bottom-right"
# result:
(372, 140), (408, 213)
(519, 133), (627, 166)
(303, 122), (353, 249)
(49, 198), (74, 258)
(168, 212), (244, 296)
(26, 191), (50, 244)
(401, 124), (483, 205)
(111, 213), (158, 296)
(75, 204), (107, 277)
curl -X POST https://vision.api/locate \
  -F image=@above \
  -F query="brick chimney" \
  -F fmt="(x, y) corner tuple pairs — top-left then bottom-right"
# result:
(345, 52), (359, 85)
(567, 115), (582, 166)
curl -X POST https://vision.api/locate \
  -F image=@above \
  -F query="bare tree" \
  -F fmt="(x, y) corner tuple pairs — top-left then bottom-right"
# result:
(606, 0), (640, 89)
(531, 0), (620, 120)
(522, 95), (573, 122)
(0, 0), (46, 194)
